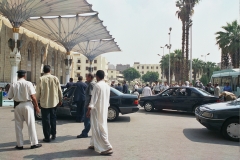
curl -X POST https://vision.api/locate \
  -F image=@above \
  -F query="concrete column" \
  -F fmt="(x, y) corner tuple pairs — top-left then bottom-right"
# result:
(9, 28), (21, 83)
(65, 53), (71, 84)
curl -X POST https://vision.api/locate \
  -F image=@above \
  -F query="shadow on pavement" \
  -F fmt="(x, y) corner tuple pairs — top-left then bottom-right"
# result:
(24, 149), (104, 159)
(183, 128), (239, 146)
(138, 108), (195, 118)
(109, 116), (130, 123)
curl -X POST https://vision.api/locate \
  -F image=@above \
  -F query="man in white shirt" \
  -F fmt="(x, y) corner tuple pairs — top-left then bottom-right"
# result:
(142, 84), (152, 97)
(214, 83), (220, 98)
(134, 83), (139, 90)
(161, 82), (169, 91)
(153, 81), (160, 94)
(8, 70), (42, 149)
(86, 70), (113, 155)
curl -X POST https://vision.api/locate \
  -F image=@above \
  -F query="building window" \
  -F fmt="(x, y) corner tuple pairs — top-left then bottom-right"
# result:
(147, 66), (149, 69)
(52, 52), (55, 66)
(86, 60), (89, 63)
(137, 66), (139, 69)
(86, 67), (88, 70)
(142, 71), (144, 74)
(94, 60), (97, 63)
(27, 43), (33, 61)
(77, 59), (81, 63)
(77, 73), (80, 77)
(156, 67), (158, 69)
(151, 66), (153, 69)
(142, 66), (144, 69)
(40, 47), (45, 64)
(94, 67), (97, 71)
(78, 66), (80, 70)
(111, 76), (113, 78)
(111, 71), (113, 73)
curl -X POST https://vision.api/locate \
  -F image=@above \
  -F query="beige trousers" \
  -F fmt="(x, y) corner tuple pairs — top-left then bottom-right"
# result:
(14, 102), (38, 147)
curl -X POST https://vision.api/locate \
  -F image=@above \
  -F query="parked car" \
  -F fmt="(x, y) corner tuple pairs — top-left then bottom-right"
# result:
(35, 86), (139, 121)
(139, 87), (220, 112)
(195, 99), (240, 141)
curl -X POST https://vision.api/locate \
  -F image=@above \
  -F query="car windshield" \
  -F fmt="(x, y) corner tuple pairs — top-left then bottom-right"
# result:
(195, 88), (212, 96)
(110, 87), (123, 96)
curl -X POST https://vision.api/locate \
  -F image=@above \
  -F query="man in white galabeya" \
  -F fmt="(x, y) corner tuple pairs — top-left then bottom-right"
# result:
(86, 70), (113, 155)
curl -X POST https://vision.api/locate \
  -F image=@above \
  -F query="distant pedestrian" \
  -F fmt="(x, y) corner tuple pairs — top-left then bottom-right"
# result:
(153, 81), (160, 94)
(123, 81), (128, 94)
(65, 78), (74, 89)
(134, 83), (139, 90)
(161, 82), (169, 91)
(8, 70), (42, 149)
(77, 73), (95, 138)
(73, 76), (87, 122)
(142, 84), (152, 97)
(223, 82), (232, 92)
(111, 81), (115, 87)
(214, 83), (220, 98)
(115, 83), (123, 92)
(133, 89), (140, 99)
(36, 65), (63, 142)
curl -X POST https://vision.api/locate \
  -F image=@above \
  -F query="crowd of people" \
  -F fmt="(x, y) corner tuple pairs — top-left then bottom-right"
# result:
(6, 65), (113, 155)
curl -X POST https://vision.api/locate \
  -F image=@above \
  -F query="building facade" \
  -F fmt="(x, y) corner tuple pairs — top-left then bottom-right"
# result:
(116, 64), (130, 73)
(108, 64), (124, 82)
(71, 53), (108, 82)
(0, 16), (67, 84)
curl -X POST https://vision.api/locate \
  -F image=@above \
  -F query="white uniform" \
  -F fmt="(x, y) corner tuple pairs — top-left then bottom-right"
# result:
(142, 86), (152, 97)
(8, 78), (39, 147)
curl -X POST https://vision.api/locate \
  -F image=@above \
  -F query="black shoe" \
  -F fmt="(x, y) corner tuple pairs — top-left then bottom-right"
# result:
(15, 146), (23, 150)
(77, 134), (88, 138)
(51, 135), (56, 140)
(31, 144), (42, 149)
(43, 138), (51, 142)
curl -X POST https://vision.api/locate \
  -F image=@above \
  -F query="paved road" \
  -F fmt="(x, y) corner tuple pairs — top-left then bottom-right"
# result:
(0, 106), (239, 160)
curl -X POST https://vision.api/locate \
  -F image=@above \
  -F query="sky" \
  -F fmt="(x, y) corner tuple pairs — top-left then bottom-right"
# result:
(88, 0), (239, 66)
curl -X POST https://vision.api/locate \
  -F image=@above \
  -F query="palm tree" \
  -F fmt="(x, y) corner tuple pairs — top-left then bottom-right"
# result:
(160, 54), (174, 84)
(215, 20), (240, 68)
(172, 49), (182, 82)
(192, 58), (204, 82)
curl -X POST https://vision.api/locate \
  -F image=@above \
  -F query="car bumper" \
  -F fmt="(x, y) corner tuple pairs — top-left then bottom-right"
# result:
(195, 113), (224, 131)
(119, 106), (139, 115)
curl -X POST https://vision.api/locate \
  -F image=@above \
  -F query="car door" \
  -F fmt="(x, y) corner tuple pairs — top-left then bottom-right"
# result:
(173, 88), (199, 111)
(156, 88), (178, 110)
(58, 86), (77, 116)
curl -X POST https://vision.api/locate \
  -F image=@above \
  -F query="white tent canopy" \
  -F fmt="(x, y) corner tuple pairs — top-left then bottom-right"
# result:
(22, 14), (112, 52)
(74, 39), (121, 61)
(0, 0), (94, 27)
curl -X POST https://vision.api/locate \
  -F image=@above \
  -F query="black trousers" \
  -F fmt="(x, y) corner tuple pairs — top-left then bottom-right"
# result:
(41, 107), (57, 139)
(76, 100), (85, 121)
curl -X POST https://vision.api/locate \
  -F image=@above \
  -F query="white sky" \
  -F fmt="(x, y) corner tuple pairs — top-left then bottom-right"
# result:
(88, 0), (239, 66)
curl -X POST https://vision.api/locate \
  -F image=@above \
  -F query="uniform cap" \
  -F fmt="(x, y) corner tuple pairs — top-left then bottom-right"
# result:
(17, 70), (26, 74)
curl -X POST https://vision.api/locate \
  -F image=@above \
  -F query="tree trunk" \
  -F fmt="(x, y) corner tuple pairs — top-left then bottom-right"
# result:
(181, 21), (186, 82)
(185, 17), (190, 81)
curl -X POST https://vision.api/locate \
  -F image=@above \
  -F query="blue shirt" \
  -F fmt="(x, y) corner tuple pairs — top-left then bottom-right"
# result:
(223, 86), (232, 92)
(73, 81), (87, 101)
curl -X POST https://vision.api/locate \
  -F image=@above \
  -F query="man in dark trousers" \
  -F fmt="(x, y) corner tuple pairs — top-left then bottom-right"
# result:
(123, 81), (128, 93)
(36, 65), (63, 142)
(77, 73), (95, 138)
(74, 76), (87, 122)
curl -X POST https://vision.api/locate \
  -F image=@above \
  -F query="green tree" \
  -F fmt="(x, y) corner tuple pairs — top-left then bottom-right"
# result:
(215, 20), (240, 68)
(192, 58), (204, 82)
(142, 71), (159, 83)
(122, 67), (140, 83)
(172, 49), (182, 82)
(160, 53), (175, 84)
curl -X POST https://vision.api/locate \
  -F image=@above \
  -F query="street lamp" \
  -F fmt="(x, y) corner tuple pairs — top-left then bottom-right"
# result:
(158, 45), (166, 84)
(201, 53), (210, 62)
(167, 27), (172, 85)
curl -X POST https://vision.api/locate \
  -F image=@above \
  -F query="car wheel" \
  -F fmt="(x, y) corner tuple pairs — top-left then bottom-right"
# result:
(144, 102), (154, 112)
(35, 108), (42, 120)
(222, 118), (240, 142)
(108, 106), (119, 122)
(192, 106), (198, 113)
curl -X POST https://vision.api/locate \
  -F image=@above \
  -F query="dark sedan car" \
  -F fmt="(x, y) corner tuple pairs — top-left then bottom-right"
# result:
(139, 87), (219, 112)
(36, 86), (139, 121)
(195, 99), (240, 141)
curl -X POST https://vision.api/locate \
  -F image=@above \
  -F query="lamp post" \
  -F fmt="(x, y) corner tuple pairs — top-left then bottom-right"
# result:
(201, 53), (210, 62)
(158, 46), (166, 84)
(166, 27), (172, 85)
(64, 52), (72, 83)
(189, 20), (193, 83)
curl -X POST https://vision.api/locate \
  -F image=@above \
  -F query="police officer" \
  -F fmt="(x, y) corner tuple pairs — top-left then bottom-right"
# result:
(8, 70), (42, 149)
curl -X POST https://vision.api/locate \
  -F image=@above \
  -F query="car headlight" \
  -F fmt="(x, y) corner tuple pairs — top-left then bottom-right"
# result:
(201, 111), (213, 118)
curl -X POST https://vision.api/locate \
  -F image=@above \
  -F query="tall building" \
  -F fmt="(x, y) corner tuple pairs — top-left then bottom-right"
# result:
(116, 64), (130, 73)
(71, 53), (108, 82)
(108, 64), (124, 82)
(0, 16), (67, 84)
(133, 62), (165, 82)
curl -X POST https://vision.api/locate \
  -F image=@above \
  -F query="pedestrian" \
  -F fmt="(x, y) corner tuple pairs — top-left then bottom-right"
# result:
(115, 83), (123, 92)
(122, 81), (128, 94)
(185, 81), (190, 87)
(153, 81), (160, 94)
(214, 83), (220, 98)
(8, 70), (42, 149)
(161, 82), (169, 91)
(77, 73), (95, 138)
(36, 65), (63, 142)
(86, 70), (113, 155)
(134, 83), (139, 90)
(65, 78), (74, 89)
(132, 89), (140, 99)
(73, 76), (87, 122)
(175, 82), (179, 87)
(142, 84), (152, 97)
(223, 82), (232, 92)
(110, 81), (115, 87)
